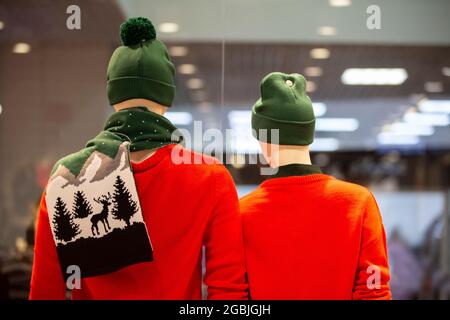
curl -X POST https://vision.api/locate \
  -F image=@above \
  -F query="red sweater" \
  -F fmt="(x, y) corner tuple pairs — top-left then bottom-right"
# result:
(240, 173), (391, 300)
(30, 144), (248, 300)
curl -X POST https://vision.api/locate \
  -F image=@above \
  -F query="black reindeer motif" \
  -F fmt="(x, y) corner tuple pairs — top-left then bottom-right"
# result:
(91, 192), (112, 236)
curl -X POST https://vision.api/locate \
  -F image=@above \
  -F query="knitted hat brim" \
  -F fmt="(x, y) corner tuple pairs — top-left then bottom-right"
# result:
(107, 76), (175, 107)
(251, 110), (315, 146)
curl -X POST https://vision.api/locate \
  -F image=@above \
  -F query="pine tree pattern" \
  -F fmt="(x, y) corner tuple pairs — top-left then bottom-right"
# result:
(111, 175), (138, 227)
(72, 190), (93, 219)
(53, 197), (80, 243)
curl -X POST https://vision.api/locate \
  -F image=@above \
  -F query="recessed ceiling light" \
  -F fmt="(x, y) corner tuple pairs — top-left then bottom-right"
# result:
(178, 64), (197, 75)
(377, 132), (420, 145)
(310, 138), (340, 152)
(403, 111), (449, 127)
(443, 67), (450, 77)
(315, 118), (359, 132)
(158, 22), (179, 33)
(310, 48), (330, 59)
(341, 68), (408, 85)
(312, 102), (327, 117)
(187, 78), (204, 89)
(329, 0), (352, 7)
(418, 99), (450, 114)
(228, 110), (251, 126)
(304, 66), (323, 77)
(387, 122), (434, 136)
(13, 42), (31, 54)
(0, 21), (4, 30)
(317, 26), (337, 36)
(377, 133), (420, 145)
(424, 81), (443, 93)
(306, 81), (316, 92)
(164, 111), (193, 126)
(169, 46), (188, 57)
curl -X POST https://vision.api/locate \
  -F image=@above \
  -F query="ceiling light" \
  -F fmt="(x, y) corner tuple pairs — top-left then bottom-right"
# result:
(377, 133), (420, 145)
(312, 102), (327, 117)
(443, 67), (450, 77)
(187, 78), (204, 89)
(341, 68), (408, 85)
(315, 118), (359, 132)
(329, 0), (352, 7)
(304, 67), (323, 77)
(169, 46), (188, 57)
(418, 99), (450, 114)
(403, 112), (449, 126)
(310, 48), (330, 59)
(0, 21), (4, 30)
(317, 26), (337, 36)
(306, 81), (316, 92)
(386, 122), (434, 136)
(227, 111), (259, 154)
(310, 138), (339, 152)
(178, 64), (197, 75)
(232, 137), (260, 154)
(158, 22), (179, 33)
(0, 103), (3, 115)
(13, 42), (31, 54)
(424, 81), (443, 93)
(164, 111), (193, 126)
(228, 110), (251, 126)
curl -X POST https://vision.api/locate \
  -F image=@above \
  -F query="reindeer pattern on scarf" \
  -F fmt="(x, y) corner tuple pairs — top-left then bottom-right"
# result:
(45, 142), (153, 279)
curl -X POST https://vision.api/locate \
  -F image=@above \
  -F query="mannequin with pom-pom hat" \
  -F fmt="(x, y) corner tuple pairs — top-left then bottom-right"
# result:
(107, 17), (176, 107)
(30, 17), (248, 300)
(239, 72), (391, 300)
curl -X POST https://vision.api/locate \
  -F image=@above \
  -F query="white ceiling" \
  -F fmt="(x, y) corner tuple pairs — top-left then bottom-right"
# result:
(117, 0), (450, 45)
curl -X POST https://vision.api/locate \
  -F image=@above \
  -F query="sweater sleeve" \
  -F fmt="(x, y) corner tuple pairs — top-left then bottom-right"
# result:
(352, 192), (392, 300)
(29, 193), (67, 300)
(203, 165), (249, 300)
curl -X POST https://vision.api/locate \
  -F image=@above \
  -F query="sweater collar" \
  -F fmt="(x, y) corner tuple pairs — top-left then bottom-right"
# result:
(273, 163), (322, 178)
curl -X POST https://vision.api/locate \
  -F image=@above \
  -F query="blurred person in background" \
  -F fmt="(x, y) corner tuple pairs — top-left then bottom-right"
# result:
(419, 213), (450, 299)
(388, 228), (422, 299)
(29, 17), (247, 300)
(240, 72), (391, 300)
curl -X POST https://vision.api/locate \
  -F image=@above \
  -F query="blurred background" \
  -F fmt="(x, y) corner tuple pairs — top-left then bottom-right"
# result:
(1, 0), (450, 299)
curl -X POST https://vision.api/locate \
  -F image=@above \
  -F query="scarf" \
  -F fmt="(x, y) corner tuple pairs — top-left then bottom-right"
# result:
(45, 107), (182, 280)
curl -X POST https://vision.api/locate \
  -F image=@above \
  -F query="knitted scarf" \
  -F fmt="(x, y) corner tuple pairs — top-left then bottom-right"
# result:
(45, 107), (182, 280)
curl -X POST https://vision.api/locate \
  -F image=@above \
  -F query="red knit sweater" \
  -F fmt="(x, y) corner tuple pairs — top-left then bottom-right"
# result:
(240, 173), (391, 300)
(30, 144), (248, 300)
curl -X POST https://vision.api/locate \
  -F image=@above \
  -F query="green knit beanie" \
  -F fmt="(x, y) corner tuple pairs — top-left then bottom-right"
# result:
(107, 17), (176, 107)
(252, 72), (315, 146)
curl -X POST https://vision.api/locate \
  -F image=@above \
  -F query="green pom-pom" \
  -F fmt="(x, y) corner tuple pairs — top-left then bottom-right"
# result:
(120, 17), (156, 46)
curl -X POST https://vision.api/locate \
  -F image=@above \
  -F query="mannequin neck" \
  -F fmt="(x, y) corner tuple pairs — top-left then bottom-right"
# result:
(261, 142), (312, 168)
(113, 98), (168, 115)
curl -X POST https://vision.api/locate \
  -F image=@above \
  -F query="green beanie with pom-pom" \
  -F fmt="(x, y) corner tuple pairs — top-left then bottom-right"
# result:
(107, 17), (176, 106)
(252, 72), (316, 146)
